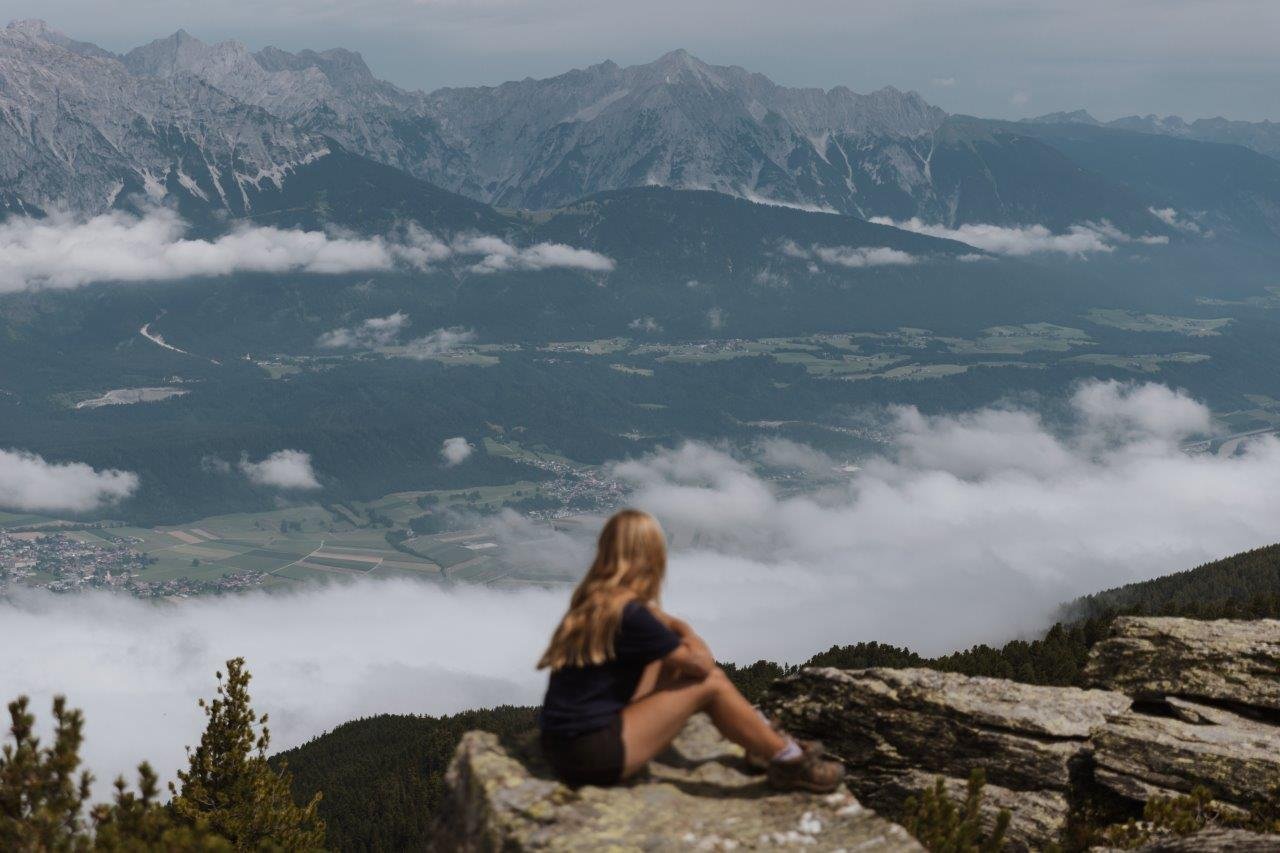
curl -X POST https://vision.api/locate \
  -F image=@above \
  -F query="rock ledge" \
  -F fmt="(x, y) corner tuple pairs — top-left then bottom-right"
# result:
(430, 713), (922, 851)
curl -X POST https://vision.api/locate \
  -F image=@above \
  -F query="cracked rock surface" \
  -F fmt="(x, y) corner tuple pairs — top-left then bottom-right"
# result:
(761, 667), (1130, 851)
(428, 713), (922, 851)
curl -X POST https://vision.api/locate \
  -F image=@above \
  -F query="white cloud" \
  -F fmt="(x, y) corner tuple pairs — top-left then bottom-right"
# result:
(707, 306), (727, 330)
(317, 311), (410, 349)
(400, 326), (477, 359)
(1148, 207), (1203, 235)
(440, 436), (474, 466)
(237, 449), (320, 490)
(1010, 90), (1031, 107)
(0, 210), (614, 291)
(754, 438), (839, 475)
(781, 240), (917, 268)
(628, 316), (662, 334)
(0, 449), (138, 512)
(814, 245), (917, 268)
(870, 216), (1167, 256)
(931, 76), (957, 88)
(392, 223), (455, 269)
(453, 235), (616, 274)
(7, 381), (1280, 799)
(0, 208), (403, 292)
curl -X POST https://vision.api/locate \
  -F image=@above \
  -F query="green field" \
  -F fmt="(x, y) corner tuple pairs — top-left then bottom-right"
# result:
(1, 472), (573, 589)
(1086, 309), (1233, 337)
(1066, 352), (1212, 373)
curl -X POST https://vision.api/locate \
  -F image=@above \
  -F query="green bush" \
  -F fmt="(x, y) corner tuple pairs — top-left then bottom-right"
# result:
(902, 769), (1010, 853)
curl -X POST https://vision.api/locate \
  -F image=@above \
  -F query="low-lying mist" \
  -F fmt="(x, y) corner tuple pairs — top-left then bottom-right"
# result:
(4, 380), (1280, 796)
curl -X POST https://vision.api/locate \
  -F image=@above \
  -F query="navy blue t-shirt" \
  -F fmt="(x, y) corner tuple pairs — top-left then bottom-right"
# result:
(539, 600), (682, 737)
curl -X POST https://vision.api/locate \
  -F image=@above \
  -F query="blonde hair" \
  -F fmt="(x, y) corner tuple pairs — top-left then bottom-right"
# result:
(537, 509), (668, 670)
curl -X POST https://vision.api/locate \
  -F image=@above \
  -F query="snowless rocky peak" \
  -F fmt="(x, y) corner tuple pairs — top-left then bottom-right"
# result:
(0, 21), (329, 215)
(0, 21), (951, 217)
(5, 18), (115, 59)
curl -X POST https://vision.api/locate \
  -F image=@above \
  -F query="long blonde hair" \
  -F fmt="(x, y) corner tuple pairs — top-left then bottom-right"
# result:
(537, 509), (668, 670)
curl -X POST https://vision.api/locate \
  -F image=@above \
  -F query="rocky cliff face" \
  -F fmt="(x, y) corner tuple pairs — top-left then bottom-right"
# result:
(117, 33), (949, 216)
(440, 617), (1280, 851)
(0, 22), (953, 219)
(764, 617), (1280, 851)
(0, 20), (330, 216)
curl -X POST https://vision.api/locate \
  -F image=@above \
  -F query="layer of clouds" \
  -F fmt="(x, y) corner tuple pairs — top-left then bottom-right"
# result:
(400, 327), (477, 359)
(0, 210), (613, 291)
(440, 436), (474, 466)
(317, 311), (410, 349)
(754, 437), (840, 476)
(0, 449), (138, 513)
(0, 208), (402, 292)
(237, 449), (321, 490)
(452, 235), (616, 275)
(780, 239), (916, 268)
(870, 217), (1167, 257)
(0, 583), (561, 799)
(8, 380), (1280, 798)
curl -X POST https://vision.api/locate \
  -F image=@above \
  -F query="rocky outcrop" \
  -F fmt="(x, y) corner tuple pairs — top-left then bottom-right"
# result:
(430, 713), (922, 851)
(438, 617), (1279, 851)
(1130, 829), (1280, 852)
(1091, 699), (1280, 808)
(1083, 617), (1280, 712)
(762, 667), (1130, 850)
(761, 618), (1280, 851)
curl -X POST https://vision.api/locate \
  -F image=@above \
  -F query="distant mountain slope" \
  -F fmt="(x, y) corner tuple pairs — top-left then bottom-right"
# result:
(423, 49), (946, 212)
(1028, 109), (1280, 163)
(270, 707), (538, 853)
(1014, 121), (1280, 243)
(3, 19), (1276, 246)
(1068, 543), (1280, 620)
(121, 28), (474, 196)
(0, 21), (328, 216)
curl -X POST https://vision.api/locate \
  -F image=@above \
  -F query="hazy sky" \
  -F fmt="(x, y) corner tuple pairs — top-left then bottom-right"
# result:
(2, 0), (1277, 121)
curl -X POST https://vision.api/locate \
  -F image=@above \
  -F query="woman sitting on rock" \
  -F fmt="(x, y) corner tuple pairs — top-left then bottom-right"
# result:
(537, 508), (843, 791)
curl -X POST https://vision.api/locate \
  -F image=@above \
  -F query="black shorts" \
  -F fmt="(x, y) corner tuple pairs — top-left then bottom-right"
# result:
(539, 714), (624, 786)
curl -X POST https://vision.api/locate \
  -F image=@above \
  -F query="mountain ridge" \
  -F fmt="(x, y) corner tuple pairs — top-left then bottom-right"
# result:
(4, 18), (1280, 245)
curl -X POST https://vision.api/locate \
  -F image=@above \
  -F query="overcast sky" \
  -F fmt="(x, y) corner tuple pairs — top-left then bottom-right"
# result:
(3, 0), (1278, 121)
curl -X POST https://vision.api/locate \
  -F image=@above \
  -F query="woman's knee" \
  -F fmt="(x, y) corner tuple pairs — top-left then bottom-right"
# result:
(697, 665), (730, 694)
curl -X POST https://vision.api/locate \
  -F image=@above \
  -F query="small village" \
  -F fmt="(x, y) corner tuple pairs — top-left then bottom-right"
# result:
(0, 530), (266, 597)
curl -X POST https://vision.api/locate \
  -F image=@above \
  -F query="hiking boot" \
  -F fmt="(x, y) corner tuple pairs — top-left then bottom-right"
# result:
(744, 738), (824, 774)
(766, 743), (845, 793)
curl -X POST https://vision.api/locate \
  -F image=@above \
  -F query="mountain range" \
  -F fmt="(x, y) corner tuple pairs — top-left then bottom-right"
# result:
(4, 18), (1280, 245)
(1027, 109), (1280, 161)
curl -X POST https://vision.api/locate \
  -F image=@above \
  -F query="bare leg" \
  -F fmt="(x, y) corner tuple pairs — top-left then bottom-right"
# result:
(619, 666), (786, 777)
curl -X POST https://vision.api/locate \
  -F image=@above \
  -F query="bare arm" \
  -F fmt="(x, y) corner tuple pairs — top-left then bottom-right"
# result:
(652, 608), (715, 679)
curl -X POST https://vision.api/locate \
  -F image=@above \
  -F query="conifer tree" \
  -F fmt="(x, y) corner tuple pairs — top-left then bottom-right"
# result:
(169, 658), (325, 851)
(92, 763), (229, 852)
(0, 695), (93, 851)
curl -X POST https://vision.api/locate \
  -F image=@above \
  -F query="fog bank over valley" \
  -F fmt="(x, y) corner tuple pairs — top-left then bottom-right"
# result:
(4, 382), (1280, 794)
